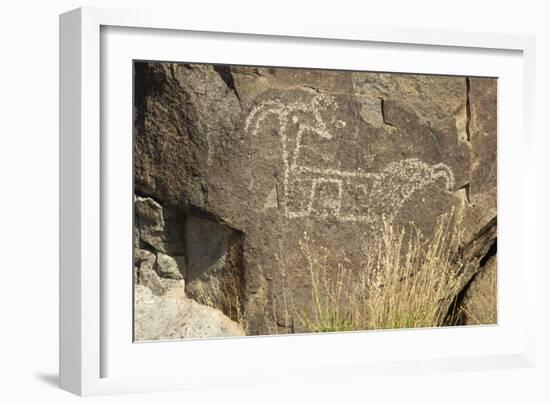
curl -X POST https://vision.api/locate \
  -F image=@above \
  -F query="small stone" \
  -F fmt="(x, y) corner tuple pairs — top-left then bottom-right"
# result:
(135, 197), (164, 224)
(156, 252), (183, 280)
(135, 250), (165, 296)
(135, 248), (154, 264)
(137, 262), (165, 296)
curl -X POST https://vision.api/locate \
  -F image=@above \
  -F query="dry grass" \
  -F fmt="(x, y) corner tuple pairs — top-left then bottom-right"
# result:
(190, 280), (248, 333)
(363, 213), (464, 330)
(186, 209), (493, 335)
(274, 210), (467, 333)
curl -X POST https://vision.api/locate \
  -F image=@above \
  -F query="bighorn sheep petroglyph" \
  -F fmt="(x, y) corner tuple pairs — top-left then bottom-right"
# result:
(245, 92), (455, 225)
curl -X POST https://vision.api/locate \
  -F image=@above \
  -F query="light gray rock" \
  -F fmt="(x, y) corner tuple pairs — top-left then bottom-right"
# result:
(160, 278), (186, 296)
(156, 252), (183, 280)
(134, 285), (245, 341)
(137, 262), (165, 296)
(135, 248), (155, 265)
(135, 249), (165, 295)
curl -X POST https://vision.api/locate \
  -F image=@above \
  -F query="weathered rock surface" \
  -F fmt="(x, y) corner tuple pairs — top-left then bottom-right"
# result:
(156, 252), (183, 280)
(458, 255), (497, 325)
(183, 214), (245, 314)
(133, 62), (497, 336)
(134, 196), (185, 255)
(137, 261), (164, 296)
(135, 249), (164, 296)
(134, 284), (245, 341)
(443, 217), (497, 326)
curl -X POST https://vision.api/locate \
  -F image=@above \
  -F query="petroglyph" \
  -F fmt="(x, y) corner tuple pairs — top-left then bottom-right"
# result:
(245, 92), (456, 226)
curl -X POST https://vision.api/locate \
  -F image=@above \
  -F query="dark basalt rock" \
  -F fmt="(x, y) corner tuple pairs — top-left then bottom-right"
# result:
(133, 62), (497, 335)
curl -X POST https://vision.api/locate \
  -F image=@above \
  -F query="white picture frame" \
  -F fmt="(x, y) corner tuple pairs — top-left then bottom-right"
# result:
(59, 6), (537, 396)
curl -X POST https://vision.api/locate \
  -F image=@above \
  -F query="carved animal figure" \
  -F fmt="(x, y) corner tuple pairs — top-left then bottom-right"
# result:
(245, 92), (455, 225)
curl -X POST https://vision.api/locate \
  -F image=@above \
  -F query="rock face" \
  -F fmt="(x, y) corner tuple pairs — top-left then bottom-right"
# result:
(133, 62), (497, 336)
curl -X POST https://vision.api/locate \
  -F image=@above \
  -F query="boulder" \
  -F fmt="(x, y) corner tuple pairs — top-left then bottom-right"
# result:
(134, 285), (245, 341)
